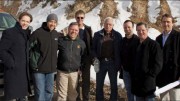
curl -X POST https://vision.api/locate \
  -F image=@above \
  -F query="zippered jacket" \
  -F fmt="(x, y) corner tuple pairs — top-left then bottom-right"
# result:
(92, 29), (122, 70)
(57, 36), (86, 72)
(29, 22), (59, 73)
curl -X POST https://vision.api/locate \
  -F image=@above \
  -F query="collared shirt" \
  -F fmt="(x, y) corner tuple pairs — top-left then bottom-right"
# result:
(79, 26), (85, 40)
(100, 30), (114, 59)
(162, 31), (171, 46)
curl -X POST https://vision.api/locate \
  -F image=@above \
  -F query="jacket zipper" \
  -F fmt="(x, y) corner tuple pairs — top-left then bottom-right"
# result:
(50, 32), (52, 72)
(70, 41), (73, 70)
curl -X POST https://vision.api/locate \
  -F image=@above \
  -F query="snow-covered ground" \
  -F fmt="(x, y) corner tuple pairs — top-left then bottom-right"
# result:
(11, 0), (180, 87)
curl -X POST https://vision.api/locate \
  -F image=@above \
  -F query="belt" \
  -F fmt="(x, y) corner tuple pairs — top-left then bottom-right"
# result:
(64, 69), (78, 73)
(101, 58), (113, 61)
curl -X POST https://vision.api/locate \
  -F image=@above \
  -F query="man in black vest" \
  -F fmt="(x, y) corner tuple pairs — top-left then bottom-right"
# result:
(75, 10), (93, 101)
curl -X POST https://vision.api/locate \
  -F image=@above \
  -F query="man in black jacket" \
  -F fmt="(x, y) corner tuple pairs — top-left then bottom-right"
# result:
(75, 10), (93, 101)
(29, 13), (59, 101)
(120, 20), (139, 101)
(131, 22), (163, 101)
(156, 14), (180, 100)
(56, 22), (86, 101)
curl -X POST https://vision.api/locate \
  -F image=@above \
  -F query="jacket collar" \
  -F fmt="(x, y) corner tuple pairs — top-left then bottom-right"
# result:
(15, 22), (30, 39)
(41, 22), (56, 32)
(99, 28), (115, 36)
(65, 35), (79, 41)
(141, 37), (150, 45)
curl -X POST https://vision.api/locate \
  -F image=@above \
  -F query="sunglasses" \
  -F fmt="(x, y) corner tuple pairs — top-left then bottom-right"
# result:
(76, 17), (84, 19)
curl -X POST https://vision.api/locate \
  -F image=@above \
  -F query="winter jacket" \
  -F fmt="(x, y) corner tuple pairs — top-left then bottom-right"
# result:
(57, 36), (86, 72)
(92, 29), (122, 70)
(29, 39), (40, 71)
(131, 37), (163, 97)
(80, 24), (92, 56)
(0, 22), (31, 100)
(156, 29), (180, 88)
(29, 22), (59, 73)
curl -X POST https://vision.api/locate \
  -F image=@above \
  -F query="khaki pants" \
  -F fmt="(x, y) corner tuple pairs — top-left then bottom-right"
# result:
(160, 88), (180, 101)
(56, 70), (78, 101)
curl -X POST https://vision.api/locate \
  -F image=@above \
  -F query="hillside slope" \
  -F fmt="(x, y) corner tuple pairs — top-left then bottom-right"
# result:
(1, 0), (179, 32)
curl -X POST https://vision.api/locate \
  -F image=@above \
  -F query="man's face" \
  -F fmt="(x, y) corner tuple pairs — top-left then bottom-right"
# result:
(136, 25), (148, 42)
(104, 19), (113, 33)
(123, 22), (133, 35)
(19, 15), (31, 30)
(68, 25), (79, 40)
(47, 20), (57, 31)
(161, 17), (173, 33)
(75, 14), (85, 25)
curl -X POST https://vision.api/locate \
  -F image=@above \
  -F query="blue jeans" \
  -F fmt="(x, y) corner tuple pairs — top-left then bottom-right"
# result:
(123, 70), (134, 101)
(33, 73), (55, 101)
(96, 60), (118, 101)
(134, 94), (155, 101)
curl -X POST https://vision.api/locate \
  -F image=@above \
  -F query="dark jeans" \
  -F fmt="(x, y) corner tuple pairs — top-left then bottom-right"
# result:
(6, 96), (28, 101)
(77, 59), (91, 101)
(134, 94), (155, 101)
(96, 60), (118, 101)
(123, 70), (134, 101)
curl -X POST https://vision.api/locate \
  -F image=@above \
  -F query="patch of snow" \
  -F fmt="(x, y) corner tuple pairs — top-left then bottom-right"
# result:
(148, 1), (160, 23)
(167, 1), (180, 26)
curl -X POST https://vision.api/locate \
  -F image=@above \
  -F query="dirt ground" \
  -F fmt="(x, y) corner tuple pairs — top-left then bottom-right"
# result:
(0, 80), (127, 101)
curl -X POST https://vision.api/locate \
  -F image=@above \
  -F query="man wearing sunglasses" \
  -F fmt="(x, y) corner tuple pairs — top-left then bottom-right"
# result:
(75, 10), (93, 101)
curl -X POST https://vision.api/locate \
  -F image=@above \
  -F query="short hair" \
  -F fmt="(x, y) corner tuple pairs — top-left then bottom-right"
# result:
(104, 17), (114, 25)
(124, 20), (134, 27)
(161, 13), (174, 23)
(136, 22), (148, 29)
(68, 22), (79, 29)
(19, 12), (33, 22)
(75, 10), (85, 17)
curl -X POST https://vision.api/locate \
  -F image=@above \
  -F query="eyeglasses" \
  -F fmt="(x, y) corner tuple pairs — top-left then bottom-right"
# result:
(76, 17), (84, 19)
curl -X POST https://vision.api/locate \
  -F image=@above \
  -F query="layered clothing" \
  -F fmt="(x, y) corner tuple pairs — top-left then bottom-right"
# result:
(156, 29), (180, 87)
(92, 29), (122, 100)
(29, 22), (59, 73)
(92, 29), (122, 70)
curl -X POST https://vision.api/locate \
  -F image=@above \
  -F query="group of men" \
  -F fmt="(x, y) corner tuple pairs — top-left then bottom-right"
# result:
(0, 9), (179, 101)
(121, 14), (180, 101)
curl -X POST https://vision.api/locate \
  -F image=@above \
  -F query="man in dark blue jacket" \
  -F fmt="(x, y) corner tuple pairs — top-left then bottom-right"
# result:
(56, 22), (86, 101)
(92, 17), (122, 101)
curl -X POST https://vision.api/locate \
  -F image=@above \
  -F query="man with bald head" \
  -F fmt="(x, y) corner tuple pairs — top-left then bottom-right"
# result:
(92, 17), (122, 101)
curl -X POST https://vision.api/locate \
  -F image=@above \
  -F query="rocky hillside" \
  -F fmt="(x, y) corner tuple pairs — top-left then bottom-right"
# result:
(0, 0), (179, 32)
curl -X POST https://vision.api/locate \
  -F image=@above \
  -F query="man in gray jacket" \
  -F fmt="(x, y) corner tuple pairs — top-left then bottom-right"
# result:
(56, 22), (86, 101)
